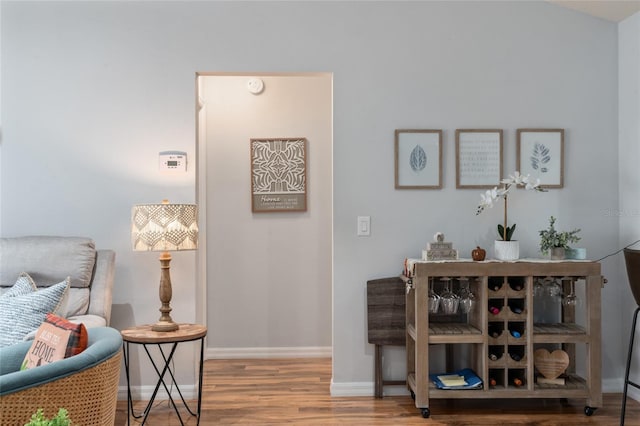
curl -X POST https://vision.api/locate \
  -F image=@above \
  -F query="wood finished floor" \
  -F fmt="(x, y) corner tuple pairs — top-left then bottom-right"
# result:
(115, 357), (640, 425)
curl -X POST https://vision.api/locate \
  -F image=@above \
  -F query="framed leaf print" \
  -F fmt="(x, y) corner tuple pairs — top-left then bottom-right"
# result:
(455, 129), (503, 189)
(251, 138), (307, 212)
(394, 129), (442, 189)
(517, 129), (564, 188)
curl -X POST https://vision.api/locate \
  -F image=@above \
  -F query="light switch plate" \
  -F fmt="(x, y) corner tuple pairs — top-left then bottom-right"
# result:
(357, 216), (371, 236)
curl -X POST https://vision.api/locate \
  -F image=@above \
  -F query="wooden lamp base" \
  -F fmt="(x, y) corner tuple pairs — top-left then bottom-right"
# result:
(152, 251), (179, 332)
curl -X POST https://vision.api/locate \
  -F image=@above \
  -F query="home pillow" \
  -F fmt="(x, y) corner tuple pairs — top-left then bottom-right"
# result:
(0, 275), (69, 348)
(20, 313), (88, 370)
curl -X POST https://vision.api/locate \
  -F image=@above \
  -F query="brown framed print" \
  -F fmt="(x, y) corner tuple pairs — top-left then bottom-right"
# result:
(394, 129), (443, 189)
(250, 138), (307, 212)
(455, 129), (503, 189)
(517, 129), (564, 189)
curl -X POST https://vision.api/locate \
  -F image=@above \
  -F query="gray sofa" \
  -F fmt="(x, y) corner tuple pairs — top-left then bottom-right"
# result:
(0, 236), (115, 328)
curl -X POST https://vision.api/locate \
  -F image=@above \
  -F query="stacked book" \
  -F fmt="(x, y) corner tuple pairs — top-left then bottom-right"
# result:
(430, 368), (483, 390)
(422, 240), (458, 261)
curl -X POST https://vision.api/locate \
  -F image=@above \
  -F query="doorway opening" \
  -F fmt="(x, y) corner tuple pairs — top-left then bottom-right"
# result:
(195, 72), (333, 358)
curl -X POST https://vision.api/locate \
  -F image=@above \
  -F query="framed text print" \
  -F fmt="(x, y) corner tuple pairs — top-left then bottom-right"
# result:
(250, 138), (307, 212)
(455, 129), (503, 189)
(517, 129), (564, 188)
(394, 129), (442, 189)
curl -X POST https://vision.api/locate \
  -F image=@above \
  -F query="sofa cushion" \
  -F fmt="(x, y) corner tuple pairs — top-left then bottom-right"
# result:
(21, 313), (88, 370)
(0, 276), (69, 347)
(0, 236), (96, 289)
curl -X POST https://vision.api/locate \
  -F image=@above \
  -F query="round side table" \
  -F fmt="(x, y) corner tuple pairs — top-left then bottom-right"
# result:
(121, 323), (207, 425)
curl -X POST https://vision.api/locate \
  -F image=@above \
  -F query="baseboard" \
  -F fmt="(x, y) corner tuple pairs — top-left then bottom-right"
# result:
(603, 378), (623, 393)
(329, 380), (372, 397)
(118, 384), (197, 401)
(605, 377), (640, 402)
(205, 346), (332, 359)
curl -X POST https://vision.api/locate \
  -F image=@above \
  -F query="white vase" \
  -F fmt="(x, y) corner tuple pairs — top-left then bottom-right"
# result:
(494, 240), (519, 261)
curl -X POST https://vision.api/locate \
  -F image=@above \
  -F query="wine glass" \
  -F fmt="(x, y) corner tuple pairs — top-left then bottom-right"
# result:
(534, 277), (546, 298)
(562, 278), (578, 307)
(546, 277), (562, 300)
(439, 277), (459, 314)
(428, 278), (441, 314)
(457, 277), (475, 314)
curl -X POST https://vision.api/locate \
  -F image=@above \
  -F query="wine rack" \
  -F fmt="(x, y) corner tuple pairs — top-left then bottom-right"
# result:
(404, 260), (603, 419)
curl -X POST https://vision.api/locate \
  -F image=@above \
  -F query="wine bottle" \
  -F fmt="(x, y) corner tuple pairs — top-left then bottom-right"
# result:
(489, 353), (498, 361)
(513, 377), (523, 387)
(489, 377), (497, 387)
(489, 279), (502, 292)
(489, 306), (500, 315)
(511, 306), (523, 314)
(510, 352), (521, 362)
(510, 330), (521, 338)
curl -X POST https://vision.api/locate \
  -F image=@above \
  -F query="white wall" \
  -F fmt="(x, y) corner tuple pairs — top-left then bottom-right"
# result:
(619, 10), (640, 401)
(201, 74), (332, 356)
(0, 1), (623, 396)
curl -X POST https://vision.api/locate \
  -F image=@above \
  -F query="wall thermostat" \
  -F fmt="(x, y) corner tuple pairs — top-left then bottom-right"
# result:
(159, 151), (187, 172)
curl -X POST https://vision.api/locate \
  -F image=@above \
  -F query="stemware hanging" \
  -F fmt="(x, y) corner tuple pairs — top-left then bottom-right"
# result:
(457, 277), (475, 314)
(428, 278), (441, 314)
(562, 277), (578, 307)
(439, 277), (459, 315)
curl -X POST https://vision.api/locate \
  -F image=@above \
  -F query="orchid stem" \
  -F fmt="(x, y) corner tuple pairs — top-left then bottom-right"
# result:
(503, 184), (508, 241)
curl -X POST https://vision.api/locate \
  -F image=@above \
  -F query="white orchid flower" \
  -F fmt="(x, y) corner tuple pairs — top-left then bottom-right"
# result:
(476, 187), (499, 214)
(525, 178), (541, 190)
(475, 171), (547, 240)
(502, 171), (524, 185)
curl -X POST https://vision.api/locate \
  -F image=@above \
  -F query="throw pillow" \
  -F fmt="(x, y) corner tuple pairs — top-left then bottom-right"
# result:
(0, 273), (36, 298)
(0, 276), (69, 347)
(21, 313), (88, 370)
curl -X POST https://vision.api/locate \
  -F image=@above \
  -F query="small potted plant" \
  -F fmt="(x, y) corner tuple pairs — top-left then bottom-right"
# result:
(25, 408), (72, 426)
(539, 216), (581, 260)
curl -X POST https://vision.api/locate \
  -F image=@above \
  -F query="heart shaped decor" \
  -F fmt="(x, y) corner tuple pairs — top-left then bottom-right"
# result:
(534, 349), (569, 379)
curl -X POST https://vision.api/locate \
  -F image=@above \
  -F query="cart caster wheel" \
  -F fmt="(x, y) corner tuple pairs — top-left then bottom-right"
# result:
(584, 406), (597, 416)
(421, 408), (430, 418)
(410, 390), (415, 400)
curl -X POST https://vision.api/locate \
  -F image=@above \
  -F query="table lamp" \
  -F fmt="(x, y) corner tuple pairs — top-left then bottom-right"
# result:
(131, 201), (198, 332)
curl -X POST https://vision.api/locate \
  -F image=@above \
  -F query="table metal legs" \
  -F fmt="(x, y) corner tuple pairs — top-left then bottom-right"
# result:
(124, 338), (205, 425)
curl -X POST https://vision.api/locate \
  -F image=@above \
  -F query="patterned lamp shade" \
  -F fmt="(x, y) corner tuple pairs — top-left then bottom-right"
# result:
(131, 203), (198, 251)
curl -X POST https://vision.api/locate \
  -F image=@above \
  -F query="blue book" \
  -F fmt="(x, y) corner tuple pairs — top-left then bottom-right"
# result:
(430, 368), (483, 390)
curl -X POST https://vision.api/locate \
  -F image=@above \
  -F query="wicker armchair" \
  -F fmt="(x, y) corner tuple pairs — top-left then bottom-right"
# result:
(0, 327), (122, 426)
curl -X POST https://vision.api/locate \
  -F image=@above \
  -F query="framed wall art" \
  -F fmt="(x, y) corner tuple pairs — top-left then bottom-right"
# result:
(394, 129), (442, 189)
(517, 129), (564, 188)
(455, 129), (503, 189)
(250, 138), (307, 212)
